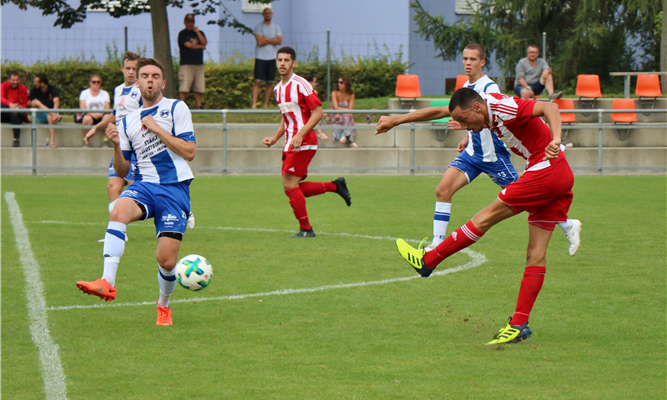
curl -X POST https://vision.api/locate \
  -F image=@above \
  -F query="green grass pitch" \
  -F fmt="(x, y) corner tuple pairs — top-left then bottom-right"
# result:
(2, 175), (665, 399)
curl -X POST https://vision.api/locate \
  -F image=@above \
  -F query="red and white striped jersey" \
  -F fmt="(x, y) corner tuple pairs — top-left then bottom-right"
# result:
(483, 93), (564, 171)
(274, 73), (322, 153)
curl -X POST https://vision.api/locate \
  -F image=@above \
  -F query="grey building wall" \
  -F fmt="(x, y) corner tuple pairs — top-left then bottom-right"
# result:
(408, 0), (502, 96)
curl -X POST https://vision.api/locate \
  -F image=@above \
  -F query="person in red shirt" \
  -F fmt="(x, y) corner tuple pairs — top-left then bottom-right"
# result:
(376, 88), (574, 345)
(262, 46), (352, 237)
(1, 72), (30, 147)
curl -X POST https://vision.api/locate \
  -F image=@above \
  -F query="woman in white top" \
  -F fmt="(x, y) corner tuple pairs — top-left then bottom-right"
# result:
(79, 74), (111, 147)
(330, 76), (358, 148)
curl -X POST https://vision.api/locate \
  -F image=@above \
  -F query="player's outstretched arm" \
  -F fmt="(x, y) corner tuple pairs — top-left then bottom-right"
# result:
(107, 124), (131, 177)
(533, 101), (563, 160)
(375, 106), (450, 135)
(263, 121), (285, 147)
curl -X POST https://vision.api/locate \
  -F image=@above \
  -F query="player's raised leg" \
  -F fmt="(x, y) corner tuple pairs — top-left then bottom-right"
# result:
(299, 177), (351, 206)
(487, 223), (553, 344)
(77, 197), (143, 301)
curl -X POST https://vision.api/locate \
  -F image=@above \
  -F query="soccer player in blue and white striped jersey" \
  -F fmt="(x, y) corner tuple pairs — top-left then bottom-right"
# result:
(77, 58), (196, 326)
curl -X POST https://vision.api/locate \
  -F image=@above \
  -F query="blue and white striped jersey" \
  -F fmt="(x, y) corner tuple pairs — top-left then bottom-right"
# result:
(112, 83), (143, 125)
(118, 97), (195, 184)
(462, 75), (510, 162)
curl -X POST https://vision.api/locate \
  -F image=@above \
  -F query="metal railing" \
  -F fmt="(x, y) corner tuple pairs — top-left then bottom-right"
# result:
(2, 107), (666, 176)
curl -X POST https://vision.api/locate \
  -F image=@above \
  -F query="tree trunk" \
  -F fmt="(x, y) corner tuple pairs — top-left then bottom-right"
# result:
(149, 0), (176, 98)
(662, 0), (666, 94)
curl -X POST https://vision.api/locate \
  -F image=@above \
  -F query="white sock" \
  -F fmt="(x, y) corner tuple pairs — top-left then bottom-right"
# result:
(101, 221), (126, 287)
(558, 219), (573, 233)
(108, 199), (118, 213)
(157, 266), (177, 308)
(432, 202), (452, 247)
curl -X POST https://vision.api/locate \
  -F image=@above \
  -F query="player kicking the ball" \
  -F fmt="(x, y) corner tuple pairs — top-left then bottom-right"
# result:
(376, 88), (575, 344)
(263, 46), (351, 237)
(76, 58), (196, 326)
(421, 44), (580, 256)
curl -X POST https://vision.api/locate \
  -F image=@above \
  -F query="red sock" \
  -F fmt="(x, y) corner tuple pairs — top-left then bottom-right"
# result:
(423, 221), (484, 268)
(285, 187), (311, 230)
(299, 181), (336, 197)
(511, 266), (546, 326)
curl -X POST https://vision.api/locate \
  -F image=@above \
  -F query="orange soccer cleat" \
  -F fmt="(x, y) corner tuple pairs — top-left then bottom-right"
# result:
(76, 278), (116, 301)
(156, 301), (173, 326)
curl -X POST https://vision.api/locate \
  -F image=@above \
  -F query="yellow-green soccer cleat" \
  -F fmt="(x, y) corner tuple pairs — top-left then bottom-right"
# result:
(486, 317), (532, 345)
(395, 238), (435, 277)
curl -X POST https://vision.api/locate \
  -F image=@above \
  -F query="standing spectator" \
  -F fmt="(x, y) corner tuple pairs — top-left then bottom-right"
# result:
(178, 13), (207, 109)
(252, 7), (282, 108)
(1, 71), (30, 147)
(29, 73), (60, 148)
(331, 76), (358, 148)
(514, 45), (562, 102)
(78, 74), (111, 147)
(304, 74), (328, 140)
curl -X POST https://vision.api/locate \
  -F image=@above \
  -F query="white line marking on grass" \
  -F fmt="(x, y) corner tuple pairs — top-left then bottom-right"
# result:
(48, 248), (486, 312)
(33, 220), (487, 313)
(5, 193), (68, 400)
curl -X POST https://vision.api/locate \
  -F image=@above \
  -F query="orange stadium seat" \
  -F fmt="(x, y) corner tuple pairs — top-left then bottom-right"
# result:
(553, 98), (576, 140)
(636, 74), (663, 110)
(611, 98), (637, 141)
(576, 74), (603, 110)
(395, 74), (421, 109)
(455, 75), (468, 91)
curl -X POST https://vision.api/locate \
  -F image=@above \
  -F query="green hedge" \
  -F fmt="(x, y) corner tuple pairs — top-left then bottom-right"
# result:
(2, 52), (410, 110)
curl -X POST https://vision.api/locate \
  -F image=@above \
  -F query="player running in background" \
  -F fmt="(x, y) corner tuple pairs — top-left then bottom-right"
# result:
(263, 46), (351, 237)
(376, 88), (575, 344)
(421, 43), (580, 255)
(86, 52), (142, 215)
(76, 58), (196, 326)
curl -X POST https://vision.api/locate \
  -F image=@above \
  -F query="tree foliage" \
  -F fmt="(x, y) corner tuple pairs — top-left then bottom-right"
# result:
(411, 0), (663, 88)
(2, 0), (271, 33)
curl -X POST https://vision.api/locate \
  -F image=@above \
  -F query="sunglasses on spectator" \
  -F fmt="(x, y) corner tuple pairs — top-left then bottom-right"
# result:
(91, 80), (102, 84)
(338, 81), (344, 84)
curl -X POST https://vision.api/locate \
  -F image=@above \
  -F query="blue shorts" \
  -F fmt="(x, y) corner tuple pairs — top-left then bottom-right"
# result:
(108, 156), (137, 182)
(118, 181), (192, 237)
(514, 81), (545, 97)
(449, 150), (518, 186)
(35, 112), (50, 124)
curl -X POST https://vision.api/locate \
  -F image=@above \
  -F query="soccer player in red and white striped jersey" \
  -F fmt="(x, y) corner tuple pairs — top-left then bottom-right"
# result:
(263, 47), (352, 237)
(376, 88), (576, 344)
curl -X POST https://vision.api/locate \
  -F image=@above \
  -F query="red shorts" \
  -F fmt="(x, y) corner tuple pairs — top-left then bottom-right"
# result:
(498, 158), (574, 231)
(282, 150), (316, 179)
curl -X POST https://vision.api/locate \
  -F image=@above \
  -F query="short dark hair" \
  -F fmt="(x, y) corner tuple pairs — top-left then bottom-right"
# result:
(122, 51), (140, 67)
(303, 74), (315, 83)
(8, 71), (20, 79)
(35, 73), (49, 85)
(137, 57), (164, 75)
(528, 44), (540, 51)
(464, 43), (486, 61)
(449, 87), (484, 113)
(277, 46), (296, 61)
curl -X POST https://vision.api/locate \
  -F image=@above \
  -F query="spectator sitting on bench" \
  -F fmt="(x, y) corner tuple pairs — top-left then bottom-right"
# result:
(1, 71), (30, 147)
(29, 73), (61, 148)
(77, 74), (111, 147)
(514, 44), (562, 102)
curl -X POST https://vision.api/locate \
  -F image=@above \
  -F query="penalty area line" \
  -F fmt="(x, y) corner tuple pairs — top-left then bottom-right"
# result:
(5, 193), (68, 400)
(48, 248), (486, 312)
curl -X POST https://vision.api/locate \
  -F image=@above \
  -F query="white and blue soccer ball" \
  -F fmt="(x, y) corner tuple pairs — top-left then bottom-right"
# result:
(175, 254), (213, 291)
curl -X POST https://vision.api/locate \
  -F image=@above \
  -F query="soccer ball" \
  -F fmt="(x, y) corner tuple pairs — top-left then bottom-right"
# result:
(175, 254), (213, 291)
